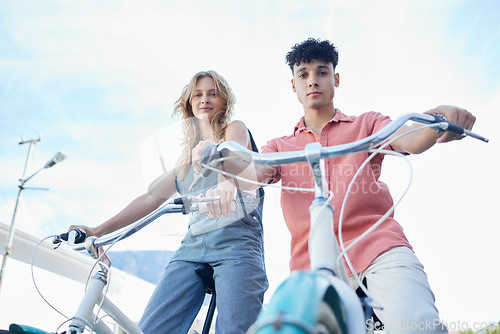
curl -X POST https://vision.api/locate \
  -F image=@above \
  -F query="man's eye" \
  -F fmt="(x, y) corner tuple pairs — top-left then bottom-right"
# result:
(299, 73), (307, 78)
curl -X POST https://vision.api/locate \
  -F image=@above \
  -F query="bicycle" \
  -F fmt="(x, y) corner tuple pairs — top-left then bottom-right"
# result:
(197, 113), (488, 334)
(3, 195), (227, 334)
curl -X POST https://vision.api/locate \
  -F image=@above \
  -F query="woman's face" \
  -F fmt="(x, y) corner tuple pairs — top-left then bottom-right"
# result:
(191, 76), (225, 123)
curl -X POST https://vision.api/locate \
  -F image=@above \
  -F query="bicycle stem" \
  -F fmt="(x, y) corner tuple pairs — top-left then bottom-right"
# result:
(305, 142), (329, 198)
(306, 144), (350, 282)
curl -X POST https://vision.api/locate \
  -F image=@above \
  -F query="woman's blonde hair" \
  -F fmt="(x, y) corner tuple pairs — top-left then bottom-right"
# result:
(173, 70), (236, 179)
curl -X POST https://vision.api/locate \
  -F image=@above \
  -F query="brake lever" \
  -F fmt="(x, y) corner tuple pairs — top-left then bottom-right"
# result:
(431, 114), (489, 143)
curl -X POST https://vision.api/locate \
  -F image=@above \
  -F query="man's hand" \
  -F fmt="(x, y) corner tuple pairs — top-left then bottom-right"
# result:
(390, 105), (477, 154)
(192, 140), (218, 174)
(425, 105), (476, 143)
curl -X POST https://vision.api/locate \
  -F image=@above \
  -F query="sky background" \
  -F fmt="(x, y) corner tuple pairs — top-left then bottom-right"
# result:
(1, 0), (499, 330)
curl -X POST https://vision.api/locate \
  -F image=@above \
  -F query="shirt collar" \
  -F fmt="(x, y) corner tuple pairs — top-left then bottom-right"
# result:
(293, 109), (355, 136)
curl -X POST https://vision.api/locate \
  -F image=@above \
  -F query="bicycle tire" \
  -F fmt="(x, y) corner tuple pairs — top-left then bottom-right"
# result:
(314, 301), (343, 334)
(4, 324), (53, 334)
(248, 271), (365, 334)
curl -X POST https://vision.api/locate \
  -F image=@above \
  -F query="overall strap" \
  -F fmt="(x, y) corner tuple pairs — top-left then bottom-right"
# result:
(235, 129), (264, 217)
(247, 129), (265, 198)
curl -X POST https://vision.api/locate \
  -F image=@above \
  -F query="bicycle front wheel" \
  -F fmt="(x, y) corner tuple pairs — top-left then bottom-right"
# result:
(314, 301), (342, 334)
(248, 270), (365, 334)
(3, 324), (53, 334)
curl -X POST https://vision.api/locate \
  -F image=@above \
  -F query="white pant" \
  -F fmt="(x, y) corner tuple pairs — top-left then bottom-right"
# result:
(349, 246), (448, 334)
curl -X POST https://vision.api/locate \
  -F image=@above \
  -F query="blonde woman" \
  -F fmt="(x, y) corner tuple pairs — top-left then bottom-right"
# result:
(70, 71), (267, 333)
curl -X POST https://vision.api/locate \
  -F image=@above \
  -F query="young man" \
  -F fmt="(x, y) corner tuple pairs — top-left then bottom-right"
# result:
(256, 38), (476, 333)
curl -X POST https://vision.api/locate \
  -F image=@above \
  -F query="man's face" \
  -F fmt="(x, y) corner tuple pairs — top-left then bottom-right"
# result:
(291, 60), (339, 111)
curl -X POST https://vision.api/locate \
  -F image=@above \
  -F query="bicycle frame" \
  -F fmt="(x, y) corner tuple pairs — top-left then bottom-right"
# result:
(66, 202), (190, 334)
(214, 113), (487, 334)
(68, 268), (140, 334)
(10, 197), (211, 334)
(247, 145), (366, 334)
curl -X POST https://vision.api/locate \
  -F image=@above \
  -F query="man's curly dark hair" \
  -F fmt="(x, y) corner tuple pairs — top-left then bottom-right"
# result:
(285, 38), (339, 74)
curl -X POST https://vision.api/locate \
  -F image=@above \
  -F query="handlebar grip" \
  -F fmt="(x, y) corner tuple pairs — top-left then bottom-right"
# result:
(430, 113), (489, 142)
(445, 122), (465, 136)
(172, 197), (184, 205)
(430, 114), (465, 135)
(171, 196), (238, 215)
(191, 199), (238, 215)
(53, 228), (87, 245)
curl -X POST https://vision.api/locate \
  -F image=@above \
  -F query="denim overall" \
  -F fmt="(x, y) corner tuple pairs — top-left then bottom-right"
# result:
(138, 134), (268, 334)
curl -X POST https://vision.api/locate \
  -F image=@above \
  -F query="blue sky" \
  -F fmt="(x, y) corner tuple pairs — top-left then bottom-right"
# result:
(1, 0), (499, 329)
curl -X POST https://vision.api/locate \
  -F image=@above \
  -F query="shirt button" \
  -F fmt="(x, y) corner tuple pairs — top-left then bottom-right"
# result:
(252, 215), (258, 221)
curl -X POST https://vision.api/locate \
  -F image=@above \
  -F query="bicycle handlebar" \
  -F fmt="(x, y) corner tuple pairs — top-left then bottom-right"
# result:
(215, 113), (488, 167)
(55, 113), (487, 257)
(54, 196), (231, 252)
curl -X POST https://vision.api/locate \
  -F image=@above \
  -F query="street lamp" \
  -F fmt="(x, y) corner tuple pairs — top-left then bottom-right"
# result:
(0, 136), (67, 292)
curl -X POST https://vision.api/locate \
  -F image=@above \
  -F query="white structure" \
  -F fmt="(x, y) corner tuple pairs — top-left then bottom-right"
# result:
(0, 222), (153, 331)
(0, 222), (214, 333)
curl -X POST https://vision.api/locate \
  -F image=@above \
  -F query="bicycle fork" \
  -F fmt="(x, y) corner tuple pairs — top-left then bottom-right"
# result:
(68, 270), (142, 334)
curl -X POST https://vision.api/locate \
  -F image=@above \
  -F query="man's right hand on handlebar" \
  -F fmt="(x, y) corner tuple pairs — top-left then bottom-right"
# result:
(389, 106), (477, 154)
(192, 139), (268, 192)
(192, 139), (221, 175)
(424, 105), (476, 143)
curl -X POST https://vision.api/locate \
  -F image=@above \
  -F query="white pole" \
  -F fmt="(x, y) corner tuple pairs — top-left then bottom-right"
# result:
(0, 137), (40, 292)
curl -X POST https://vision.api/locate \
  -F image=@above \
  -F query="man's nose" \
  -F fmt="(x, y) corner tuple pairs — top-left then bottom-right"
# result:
(308, 77), (319, 87)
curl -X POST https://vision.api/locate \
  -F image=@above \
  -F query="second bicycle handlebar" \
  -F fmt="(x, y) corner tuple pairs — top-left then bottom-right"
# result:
(214, 113), (488, 167)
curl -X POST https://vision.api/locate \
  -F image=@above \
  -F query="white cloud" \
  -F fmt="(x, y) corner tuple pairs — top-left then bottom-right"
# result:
(1, 0), (499, 328)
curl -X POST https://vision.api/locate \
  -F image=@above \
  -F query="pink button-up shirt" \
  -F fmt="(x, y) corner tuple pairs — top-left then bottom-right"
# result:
(262, 110), (412, 274)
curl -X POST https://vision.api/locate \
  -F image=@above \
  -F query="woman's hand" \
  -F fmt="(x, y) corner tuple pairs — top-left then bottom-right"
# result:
(68, 224), (100, 237)
(203, 187), (235, 218)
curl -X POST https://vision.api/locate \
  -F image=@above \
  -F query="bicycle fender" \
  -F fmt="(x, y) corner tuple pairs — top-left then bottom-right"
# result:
(248, 271), (365, 334)
(9, 324), (53, 334)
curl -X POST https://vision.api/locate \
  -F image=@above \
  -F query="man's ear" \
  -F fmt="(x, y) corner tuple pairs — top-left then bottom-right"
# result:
(334, 72), (340, 87)
(291, 78), (296, 93)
